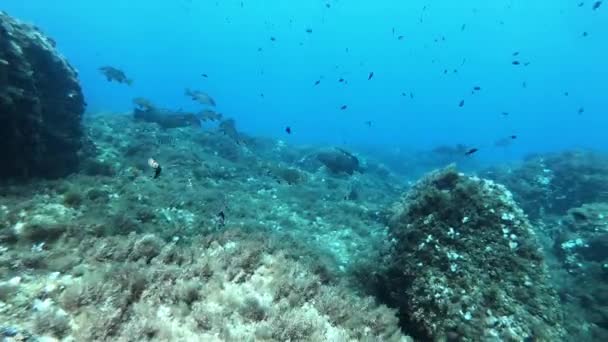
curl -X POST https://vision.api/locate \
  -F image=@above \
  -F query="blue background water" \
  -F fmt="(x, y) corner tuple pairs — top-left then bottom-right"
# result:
(4, 0), (607, 161)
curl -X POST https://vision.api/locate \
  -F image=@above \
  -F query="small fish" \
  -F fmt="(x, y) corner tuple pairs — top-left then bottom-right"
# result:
(185, 88), (216, 106)
(397, 35), (405, 40)
(368, 72), (374, 80)
(582, 31), (589, 37)
(578, 2), (585, 7)
(461, 24), (466, 31)
(523, 62), (531, 66)
(410, 93), (414, 99)
(306, 28), (313, 33)
(512, 61), (521, 65)
(473, 86), (481, 91)
(459, 99), (465, 107)
(217, 210), (226, 226)
(285, 126), (292, 134)
(465, 148), (479, 156)
(401, 92), (407, 97)
(201, 73), (208, 78)
(148, 158), (162, 179)
(270, 36), (276, 41)
(578, 107), (585, 114)
(564, 91), (569, 96)
(326, 3), (331, 8)
(314, 80), (321, 86)
(501, 112), (510, 116)
(99, 66), (133, 85)
(364, 120), (372, 127)
(340, 105), (348, 110)
(522, 81), (527, 88)
(512, 51), (520, 56)
(593, 1), (602, 10)
(338, 78), (345, 83)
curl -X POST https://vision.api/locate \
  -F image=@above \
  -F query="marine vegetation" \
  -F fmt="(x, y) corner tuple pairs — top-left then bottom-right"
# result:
(0, 11), (85, 179)
(382, 166), (565, 341)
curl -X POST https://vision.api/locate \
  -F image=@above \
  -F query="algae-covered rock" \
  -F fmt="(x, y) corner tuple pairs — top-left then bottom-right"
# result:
(384, 166), (564, 341)
(317, 148), (360, 175)
(0, 11), (85, 179)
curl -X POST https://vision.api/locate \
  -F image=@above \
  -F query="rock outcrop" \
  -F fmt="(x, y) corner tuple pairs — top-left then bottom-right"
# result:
(0, 11), (85, 179)
(384, 166), (565, 341)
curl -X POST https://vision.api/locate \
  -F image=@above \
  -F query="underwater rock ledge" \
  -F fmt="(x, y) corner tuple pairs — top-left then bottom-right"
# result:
(0, 11), (85, 179)
(383, 166), (565, 341)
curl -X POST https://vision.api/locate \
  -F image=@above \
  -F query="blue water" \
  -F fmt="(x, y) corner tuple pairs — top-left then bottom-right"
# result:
(4, 0), (607, 160)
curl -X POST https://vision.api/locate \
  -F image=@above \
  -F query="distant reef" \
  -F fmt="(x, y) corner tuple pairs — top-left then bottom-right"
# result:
(0, 11), (85, 179)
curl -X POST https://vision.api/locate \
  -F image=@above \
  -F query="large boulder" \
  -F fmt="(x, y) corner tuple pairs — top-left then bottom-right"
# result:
(384, 166), (565, 341)
(0, 11), (85, 179)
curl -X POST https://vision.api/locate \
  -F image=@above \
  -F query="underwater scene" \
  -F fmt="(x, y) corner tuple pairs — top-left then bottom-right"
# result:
(0, 1), (607, 341)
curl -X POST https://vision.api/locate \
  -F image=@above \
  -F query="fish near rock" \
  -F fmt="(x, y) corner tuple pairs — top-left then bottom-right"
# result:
(316, 148), (361, 175)
(99, 66), (133, 85)
(185, 88), (216, 106)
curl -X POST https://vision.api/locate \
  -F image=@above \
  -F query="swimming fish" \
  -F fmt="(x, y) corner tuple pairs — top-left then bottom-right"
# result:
(185, 88), (216, 106)
(364, 121), (372, 127)
(459, 99), (465, 107)
(148, 158), (162, 179)
(338, 78), (345, 83)
(578, 107), (585, 114)
(305, 28), (313, 33)
(99, 66), (133, 85)
(473, 86), (481, 91)
(340, 105), (348, 110)
(314, 80), (321, 86)
(465, 148), (479, 156)
(512, 61), (521, 65)
(201, 73), (209, 78)
(592, 1), (602, 10)
(285, 126), (292, 134)
(368, 72), (374, 80)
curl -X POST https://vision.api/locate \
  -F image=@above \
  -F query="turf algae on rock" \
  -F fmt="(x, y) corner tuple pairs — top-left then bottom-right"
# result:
(0, 11), (85, 179)
(384, 166), (565, 341)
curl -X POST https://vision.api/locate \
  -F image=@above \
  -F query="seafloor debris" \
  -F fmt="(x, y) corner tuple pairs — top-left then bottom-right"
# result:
(0, 11), (86, 179)
(383, 166), (565, 341)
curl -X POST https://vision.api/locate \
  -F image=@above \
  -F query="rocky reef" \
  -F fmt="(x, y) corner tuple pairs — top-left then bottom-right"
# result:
(383, 166), (565, 341)
(485, 151), (608, 219)
(0, 114), (410, 341)
(0, 11), (85, 179)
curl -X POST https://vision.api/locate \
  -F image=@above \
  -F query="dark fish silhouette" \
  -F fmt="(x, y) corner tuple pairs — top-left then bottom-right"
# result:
(285, 126), (292, 134)
(593, 1), (602, 10)
(185, 88), (216, 106)
(306, 28), (313, 33)
(368, 72), (374, 80)
(314, 80), (321, 86)
(201, 73), (208, 78)
(459, 99), (465, 107)
(578, 107), (585, 114)
(270, 36), (276, 41)
(501, 112), (509, 116)
(513, 51), (520, 56)
(340, 105), (348, 110)
(465, 148), (479, 156)
(473, 86), (481, 91)
(338, 78), (345, 83)
(99, 66), (133, 85)
(364, 121), (372, 127)
(512, 61), (521, 65)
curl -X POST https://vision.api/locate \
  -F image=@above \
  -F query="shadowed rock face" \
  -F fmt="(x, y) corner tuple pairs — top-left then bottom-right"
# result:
(0, 11), (85, 179)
